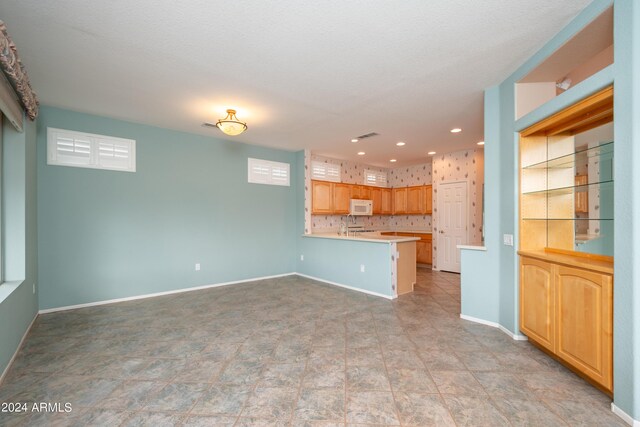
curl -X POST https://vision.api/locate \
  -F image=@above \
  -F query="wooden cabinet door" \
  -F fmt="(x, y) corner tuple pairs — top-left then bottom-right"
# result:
(333, 183), (351, 214)
(381, 189), (392, 214)
(416, 241), (429, 264)
(425, 185), (433, 214)
(520, 257), (555, 352)
(360, 185), (371, 200)
(371, 188), (382, 214)
(312, 180), (333, 214)
(574, 175), (588, 213)
(393, 188), (407, 214)
(555, 265), (613, 391)
(349, 184), (361, 200)
(407, 186), (425, 214)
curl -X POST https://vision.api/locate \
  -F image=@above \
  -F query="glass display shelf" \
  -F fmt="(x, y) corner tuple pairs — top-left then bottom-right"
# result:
(522, 141), (613, 170)
(521, 180), (613, 196)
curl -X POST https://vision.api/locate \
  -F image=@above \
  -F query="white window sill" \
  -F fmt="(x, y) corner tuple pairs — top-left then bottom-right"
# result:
(0, 280), (26, 305)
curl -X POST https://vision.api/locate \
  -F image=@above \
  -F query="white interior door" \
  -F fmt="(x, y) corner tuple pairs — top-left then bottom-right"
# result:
(437, 182), (467, 273)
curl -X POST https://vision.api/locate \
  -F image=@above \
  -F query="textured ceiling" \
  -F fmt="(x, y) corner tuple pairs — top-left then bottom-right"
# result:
(0, 0), (592, 166)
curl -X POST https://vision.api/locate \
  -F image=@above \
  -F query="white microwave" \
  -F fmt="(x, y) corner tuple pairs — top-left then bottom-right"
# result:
(349, 199), (373, 216)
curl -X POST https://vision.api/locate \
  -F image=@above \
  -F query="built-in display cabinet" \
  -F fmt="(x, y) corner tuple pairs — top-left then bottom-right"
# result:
(518, 86), (614, 394)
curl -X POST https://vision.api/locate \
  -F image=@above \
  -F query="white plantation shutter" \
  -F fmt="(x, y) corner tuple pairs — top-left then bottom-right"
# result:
(311, 161), (341, 182)
(47, 128), (136, 172)
(248, 158), (290, 186)
(364, 169), (388, 187)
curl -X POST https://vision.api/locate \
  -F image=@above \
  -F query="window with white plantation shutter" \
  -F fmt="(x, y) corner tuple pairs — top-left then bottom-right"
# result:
(364, 169), (388, 187)
(47, 128), (136, 172)
(248, 158), (290, 186)
(311, 161), (341, 182)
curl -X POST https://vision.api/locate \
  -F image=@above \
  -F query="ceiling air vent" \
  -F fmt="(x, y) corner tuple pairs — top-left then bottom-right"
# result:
(356, 132), (379, 139)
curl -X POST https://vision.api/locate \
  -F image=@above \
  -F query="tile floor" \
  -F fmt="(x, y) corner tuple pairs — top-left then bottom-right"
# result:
(0, 269), (626, 426)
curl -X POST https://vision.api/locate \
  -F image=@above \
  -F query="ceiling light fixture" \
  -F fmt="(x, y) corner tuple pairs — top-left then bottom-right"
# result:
(428, 151), (436, 155)
(450, 128), (462, 133)
(390, 159), (397, 163)
(357, 151), (365, 155)
(215, 109), (247, 136)
(351, 138), (359, 143)
(396, 142), (406, 146)
(477, 141), (485, 146)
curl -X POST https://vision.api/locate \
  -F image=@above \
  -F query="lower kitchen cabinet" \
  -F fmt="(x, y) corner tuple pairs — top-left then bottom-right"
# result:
(519, 253), (613, 393)
(383, 232), (432, 265)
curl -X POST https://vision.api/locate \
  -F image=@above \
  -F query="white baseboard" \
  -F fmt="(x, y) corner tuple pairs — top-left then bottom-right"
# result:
(612, 403), (640, 426)
(296, 273), (396, 300)
(39, 273), (296, 314)
(0, 313), (38, 386)
(460, 314), (528, 341)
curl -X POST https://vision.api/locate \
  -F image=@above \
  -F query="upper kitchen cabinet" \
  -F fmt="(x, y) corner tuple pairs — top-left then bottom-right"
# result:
(406, 186), (425, 214)
(395, 185), (432, 215)
(393, 188), (408, 214)
(311, 180), (350, 214)
(372, 187), (393, 215)
(311, 180), (333, 214)
(425, 185), (433, 214)
(333, 183), (351, 214)
(351, 185), (371, 200)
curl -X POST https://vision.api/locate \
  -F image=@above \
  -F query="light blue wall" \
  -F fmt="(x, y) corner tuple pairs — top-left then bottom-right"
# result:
(297, 237), (393, 297)
(463, 0), (640, 419)
(0, 117), (38, 377)
(459, 88), (502, 324)
(37, 106), (298, 310)
(612, 0), (640, 417)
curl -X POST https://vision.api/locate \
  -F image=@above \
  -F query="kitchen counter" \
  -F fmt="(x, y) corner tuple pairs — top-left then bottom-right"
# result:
(300, 232), (418, 298)
(304, 232), (420, 243)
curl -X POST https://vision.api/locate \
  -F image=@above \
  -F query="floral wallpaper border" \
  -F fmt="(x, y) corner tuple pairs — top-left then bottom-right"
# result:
(0, 21), (39, 120)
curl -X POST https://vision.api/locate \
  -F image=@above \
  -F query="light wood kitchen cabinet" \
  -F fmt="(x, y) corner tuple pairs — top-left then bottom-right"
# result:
(381, 189), (392, 214)
(393, 188), (407, 214)
(311, 180), (333, 214)
(351, 185), (371, 200)
(425, 185), (433, 214)
(416, 234), (433, 264)
(406, 186), (425, 214)
(333, 183), (351, 214)
(519, 253), (613, 393)
(520, 257), (555, 353)
(555, 264), (613, 391)
(311, 180), (350, 214)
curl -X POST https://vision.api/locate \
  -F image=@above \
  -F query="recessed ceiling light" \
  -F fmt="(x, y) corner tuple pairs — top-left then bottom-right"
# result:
(351, 138), (359, 143)
(396, 142), (406, 146)
(477, 141), (485, 146)
(390, 159), (397, 163)
(357, 151), (365, 155)
(450, 128), (462, 133)
(428, 151), (436, 155)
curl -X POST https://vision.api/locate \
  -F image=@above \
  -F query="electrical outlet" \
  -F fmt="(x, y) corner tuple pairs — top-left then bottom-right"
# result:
(300, 255), (304, 261)
(503, 234), (514, 246)
(360, 264), (365, 273)
(195, 263), (201, 271)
